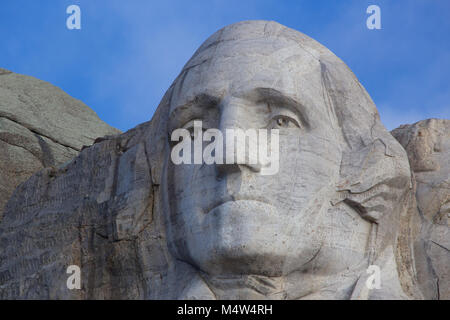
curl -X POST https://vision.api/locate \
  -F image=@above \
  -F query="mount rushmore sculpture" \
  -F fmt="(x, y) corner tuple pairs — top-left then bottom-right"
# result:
(0, 21), (448, 299)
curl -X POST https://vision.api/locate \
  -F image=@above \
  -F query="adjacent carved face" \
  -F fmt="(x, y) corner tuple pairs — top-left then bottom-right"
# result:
(396, 120), (450, 224)
(392, 119), (450, 299)
(414, 123), (450, 225)
(163, 28), (374, 278)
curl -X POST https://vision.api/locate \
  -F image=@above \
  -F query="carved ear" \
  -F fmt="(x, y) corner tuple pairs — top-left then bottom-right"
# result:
(332, 138), (411, 223)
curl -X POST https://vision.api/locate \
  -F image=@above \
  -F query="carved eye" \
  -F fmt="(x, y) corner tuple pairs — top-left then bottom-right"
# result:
(182, 119), (206, 139)
(277, 117), (287, 127)
(272, 115), (300, 129)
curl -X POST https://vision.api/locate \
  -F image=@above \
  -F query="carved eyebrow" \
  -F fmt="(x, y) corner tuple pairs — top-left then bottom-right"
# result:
(248, 87), (310, 129)
(168, 93), (220, 132)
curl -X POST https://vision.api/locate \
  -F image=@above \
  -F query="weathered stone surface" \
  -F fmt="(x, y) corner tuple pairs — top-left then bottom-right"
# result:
(0, 21), (446, 299)
(392, 119), (450, 299)
(0, 68), (121, 218)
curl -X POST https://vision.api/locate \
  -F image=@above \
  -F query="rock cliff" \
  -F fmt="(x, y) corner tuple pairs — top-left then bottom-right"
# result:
(0, 68), (121, 219)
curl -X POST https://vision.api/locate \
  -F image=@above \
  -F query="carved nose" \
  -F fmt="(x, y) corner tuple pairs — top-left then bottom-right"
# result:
(215, 98), (266, 177)
(214, 126), (263, 179)
(215, 162), (240, 179)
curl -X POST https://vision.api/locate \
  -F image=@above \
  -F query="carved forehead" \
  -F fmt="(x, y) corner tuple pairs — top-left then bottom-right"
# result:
(169, 22), (329, 120)
(181, 20), (326, 79)
(172, 42), (322, 103)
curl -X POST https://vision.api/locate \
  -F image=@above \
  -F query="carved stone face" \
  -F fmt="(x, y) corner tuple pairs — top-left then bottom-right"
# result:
(413, 123), (450, 225)
(164, 25), (373, 278)
(413, 121), (450, 300)
(394, 119), (450, 224)
(392, 119), (450, 299)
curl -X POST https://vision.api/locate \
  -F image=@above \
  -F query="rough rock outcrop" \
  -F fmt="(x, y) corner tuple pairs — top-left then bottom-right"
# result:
(0, 122), (157, 298)
(392, 119), (450, 299)
(0, 68), (121, 218)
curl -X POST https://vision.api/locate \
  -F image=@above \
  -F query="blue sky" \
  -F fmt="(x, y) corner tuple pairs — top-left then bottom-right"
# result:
(1, 0), (449, 132)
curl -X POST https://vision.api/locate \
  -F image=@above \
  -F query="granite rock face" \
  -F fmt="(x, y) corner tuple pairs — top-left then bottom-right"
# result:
(0, 21), (447, 299)
(392, 119), (450, 299)
(0, 122), (157, 299)
(0, 68), (121, 218)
